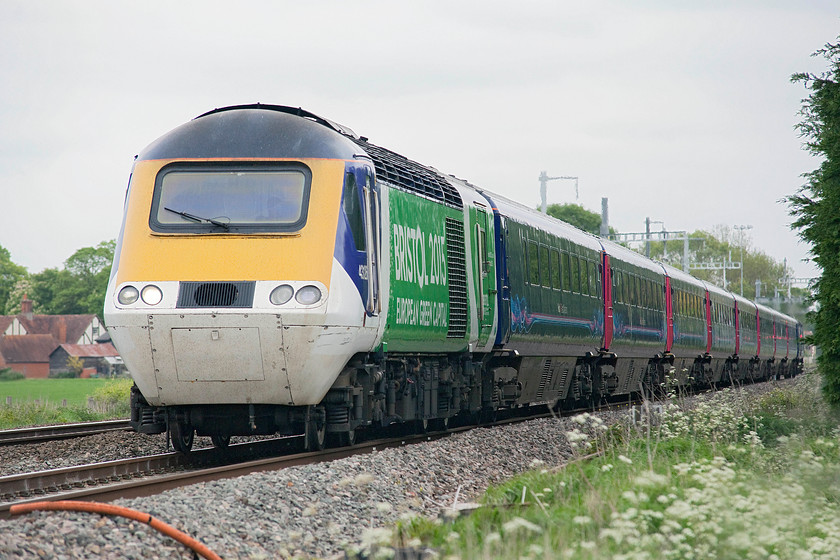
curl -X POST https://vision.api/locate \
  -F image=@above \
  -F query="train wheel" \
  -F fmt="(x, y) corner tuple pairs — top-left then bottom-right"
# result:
(211, 433), (231, 449)
(170, 421), (194, 454)
(327, 429), (357, 448)
(305, 407), (326, 451)
(339, 429), (357, 446)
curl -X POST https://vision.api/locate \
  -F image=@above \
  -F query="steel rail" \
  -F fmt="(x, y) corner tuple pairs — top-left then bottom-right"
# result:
(0, 420), (132, 446)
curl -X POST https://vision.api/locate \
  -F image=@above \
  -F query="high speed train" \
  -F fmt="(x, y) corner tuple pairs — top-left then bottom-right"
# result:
(104, 104), (802, 452)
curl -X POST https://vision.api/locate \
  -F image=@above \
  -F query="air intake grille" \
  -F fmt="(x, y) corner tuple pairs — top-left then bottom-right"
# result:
(177, 281), (255, 308)
(536, 359), (553, 401)
(445, 218), (467, 338)
(353, 139), (463, 209)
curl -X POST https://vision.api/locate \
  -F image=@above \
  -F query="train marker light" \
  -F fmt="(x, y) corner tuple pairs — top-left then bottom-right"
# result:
(270, 284), (294, 305)
(295, 285), (322, 305)
(118, 286), (139, 305)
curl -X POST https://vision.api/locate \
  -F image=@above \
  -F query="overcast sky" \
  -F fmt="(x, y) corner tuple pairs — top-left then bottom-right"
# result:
(1, 1), (836, 281)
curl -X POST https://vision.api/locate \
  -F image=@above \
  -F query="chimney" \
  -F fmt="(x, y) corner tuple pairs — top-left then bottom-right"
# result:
(21, 294), (33, 320)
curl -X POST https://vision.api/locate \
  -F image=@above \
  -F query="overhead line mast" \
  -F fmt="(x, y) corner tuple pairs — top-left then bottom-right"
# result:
(539, 171), (578, 213)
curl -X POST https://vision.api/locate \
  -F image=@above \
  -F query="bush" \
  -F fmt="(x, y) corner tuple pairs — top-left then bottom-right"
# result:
(0, 368), (24, 381)
(48, 370), (78, 379)
(89, 378), (133, 415)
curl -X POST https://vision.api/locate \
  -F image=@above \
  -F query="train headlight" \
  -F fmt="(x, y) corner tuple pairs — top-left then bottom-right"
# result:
(269, 284), (294, 305)
(295, 285), (322, 305)
(141, 285), (163, 305)
(118, 285), (139, 305)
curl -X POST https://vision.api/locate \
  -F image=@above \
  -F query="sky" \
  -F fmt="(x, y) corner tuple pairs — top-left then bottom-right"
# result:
(0, 1), (837, 281)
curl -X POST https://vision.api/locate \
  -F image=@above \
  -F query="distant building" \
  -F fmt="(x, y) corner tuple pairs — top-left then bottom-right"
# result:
(0, 295), (116, 378)
(49, 343), (124, 377)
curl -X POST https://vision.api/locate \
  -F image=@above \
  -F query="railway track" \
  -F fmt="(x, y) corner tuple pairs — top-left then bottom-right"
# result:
(0, 419), (132, 446)
(0, 427), (463, 520)
(0, 397), (645, 520)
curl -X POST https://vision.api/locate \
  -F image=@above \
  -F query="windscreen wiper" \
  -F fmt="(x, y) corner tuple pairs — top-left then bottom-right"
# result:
(164, 207), (230, 230)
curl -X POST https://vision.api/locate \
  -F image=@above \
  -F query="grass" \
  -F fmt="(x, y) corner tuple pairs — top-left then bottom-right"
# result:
(358, 372), (840, 559)
(0, 378), (114, 407)
(0, 378), (132, 429)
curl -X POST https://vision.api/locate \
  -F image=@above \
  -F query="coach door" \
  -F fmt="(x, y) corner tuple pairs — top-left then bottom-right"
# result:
(470, 205), (495, 347)
(362, 172), (381, 315)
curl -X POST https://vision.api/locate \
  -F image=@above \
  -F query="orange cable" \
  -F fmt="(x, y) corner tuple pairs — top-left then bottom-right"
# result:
(10, 500), (222, 560)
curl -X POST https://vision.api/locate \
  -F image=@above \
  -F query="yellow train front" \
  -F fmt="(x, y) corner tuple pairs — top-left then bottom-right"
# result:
(104, 105), (382, 451)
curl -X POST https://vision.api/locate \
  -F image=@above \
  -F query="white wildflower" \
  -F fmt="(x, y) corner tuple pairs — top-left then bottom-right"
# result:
(635, 471), (668, 488)
(502, 517), (543, 535)
(485, 532), (501, 545)
(566, 429), (589, 443)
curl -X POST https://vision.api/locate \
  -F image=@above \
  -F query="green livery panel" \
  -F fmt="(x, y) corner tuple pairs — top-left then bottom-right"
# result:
(382, 187), (469, 353)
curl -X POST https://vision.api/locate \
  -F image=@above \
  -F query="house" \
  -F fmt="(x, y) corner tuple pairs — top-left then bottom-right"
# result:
(49, 343), (124, 377)
(0, 295), (112, 378)
(0, 335), (59, 378)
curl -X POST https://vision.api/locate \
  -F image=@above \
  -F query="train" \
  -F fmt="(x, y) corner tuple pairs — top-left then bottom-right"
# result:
(104, 104), (803, 453)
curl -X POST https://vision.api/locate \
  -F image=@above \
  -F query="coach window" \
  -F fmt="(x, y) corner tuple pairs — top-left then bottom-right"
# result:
(582, 261), (589, 296)
(595, 264), (602, 297)
(540, 245), (550, 288)
(580, 260), (588, 296)
(618, 272), (630, 305)
(528, 241), (540, 285)
(614, 271), (622, 303)
(562, 252), (571, 291)
(570, 256), (581, 293)
(588, 261), (597, 297)
(550, 249), (561, 289)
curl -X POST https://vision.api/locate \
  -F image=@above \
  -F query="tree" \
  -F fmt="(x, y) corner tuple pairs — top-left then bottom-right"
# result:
(66, 355), (84, 377)
(28, 240), (115, 317)
(0, 244), (27, 315)
(544, 203), (613, 236)
(647, 229), (789, 299)
(787, 40), (840, 405)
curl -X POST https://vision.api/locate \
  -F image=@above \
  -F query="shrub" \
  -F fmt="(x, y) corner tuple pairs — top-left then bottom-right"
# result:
(0, 368), (24, 381)
(89, 378), (133, 415)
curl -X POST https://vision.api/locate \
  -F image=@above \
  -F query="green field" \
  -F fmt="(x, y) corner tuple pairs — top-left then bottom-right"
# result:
(0, 378), (115, 407)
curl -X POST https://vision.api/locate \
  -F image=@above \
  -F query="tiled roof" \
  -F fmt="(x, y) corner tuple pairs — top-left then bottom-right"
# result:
(16, 315), (95, 343)
(0, 335), (59, 363)
(54, 343), (119, 358)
